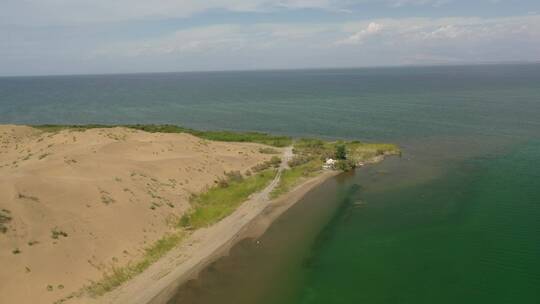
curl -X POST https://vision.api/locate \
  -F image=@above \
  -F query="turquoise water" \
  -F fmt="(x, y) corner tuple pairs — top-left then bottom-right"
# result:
(1, 64), (540, 303)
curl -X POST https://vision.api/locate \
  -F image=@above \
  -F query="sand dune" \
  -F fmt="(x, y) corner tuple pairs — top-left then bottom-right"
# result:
(0, 125), (276, 304)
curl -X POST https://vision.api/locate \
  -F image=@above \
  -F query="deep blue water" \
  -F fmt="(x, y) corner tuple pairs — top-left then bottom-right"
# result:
(1, 64), (539, 141)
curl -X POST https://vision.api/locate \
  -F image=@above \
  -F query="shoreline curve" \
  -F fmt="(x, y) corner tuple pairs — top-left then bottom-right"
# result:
(90, 171), (340, 304)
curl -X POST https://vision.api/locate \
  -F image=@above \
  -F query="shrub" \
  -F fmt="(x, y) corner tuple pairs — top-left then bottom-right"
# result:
(269, 156), (281, 167)
(335, 144), (347, 160)
(0, 209), (12, 234)
(252, 157), (282, 172)
(336, 159), (356, 171)
(217, 171), (244, 188)
(51, 227), (68, 239)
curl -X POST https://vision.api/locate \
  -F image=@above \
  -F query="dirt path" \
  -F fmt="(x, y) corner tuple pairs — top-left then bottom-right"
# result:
(258, 146), (293, 200)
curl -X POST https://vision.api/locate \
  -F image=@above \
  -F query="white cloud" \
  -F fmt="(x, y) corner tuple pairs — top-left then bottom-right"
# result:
(0, 0), (463, 26)
(337, 22), (384, 45)
(2, 13), (540, 75)
(0, 0), (342, 26)
(94, 25), (247, 57)
(387, 0), (451, 8)
(93, 15), (540, 62)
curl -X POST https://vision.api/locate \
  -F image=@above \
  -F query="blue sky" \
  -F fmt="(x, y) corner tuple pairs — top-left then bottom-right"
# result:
(1, 0), (539, 76)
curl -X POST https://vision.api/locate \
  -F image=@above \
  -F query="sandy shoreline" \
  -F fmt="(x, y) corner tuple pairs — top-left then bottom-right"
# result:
(92, 170), (339, 304)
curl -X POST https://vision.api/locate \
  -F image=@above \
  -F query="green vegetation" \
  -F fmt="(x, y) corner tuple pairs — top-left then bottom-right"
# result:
(33, 124), (292, 147)
(292, 138), (399, 166)
(0, 209), (12, 233)
(85, 232), (185, 297)
(346, 141), (400, 160)
(271, 138), (400, 198)
(180, 169), (277, 229)
(32, 124), (108, 133)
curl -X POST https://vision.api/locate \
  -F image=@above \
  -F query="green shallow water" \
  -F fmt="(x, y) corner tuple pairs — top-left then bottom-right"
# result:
(295, 141), (540, 304)
(1, 64), (540, 304)
(166, 139), (540, 304)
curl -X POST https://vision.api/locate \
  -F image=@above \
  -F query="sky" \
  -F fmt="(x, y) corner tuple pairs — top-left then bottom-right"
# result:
(1, 0), (540, 76)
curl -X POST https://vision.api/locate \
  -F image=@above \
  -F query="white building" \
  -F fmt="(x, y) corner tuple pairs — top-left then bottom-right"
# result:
(323, 158), (337, 169)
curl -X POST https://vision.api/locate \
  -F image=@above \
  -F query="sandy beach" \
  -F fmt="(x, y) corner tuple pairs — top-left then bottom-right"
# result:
(0, 125), (279, 304)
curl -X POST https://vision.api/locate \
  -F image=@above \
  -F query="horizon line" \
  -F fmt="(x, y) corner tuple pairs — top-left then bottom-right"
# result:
(2, 60), (540, 78)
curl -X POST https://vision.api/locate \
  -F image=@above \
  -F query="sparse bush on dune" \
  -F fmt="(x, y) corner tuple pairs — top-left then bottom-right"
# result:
(17, 193), (40, 202)
(51, 227), (68, 239)
(217, 170), (244, 188)
(251, 156), (282, 172)
(0, 209), (12, 234)
(258, 147), (279, 154)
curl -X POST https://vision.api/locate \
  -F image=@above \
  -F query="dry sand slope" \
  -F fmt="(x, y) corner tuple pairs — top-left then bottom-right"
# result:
(0, 125), (276, 304)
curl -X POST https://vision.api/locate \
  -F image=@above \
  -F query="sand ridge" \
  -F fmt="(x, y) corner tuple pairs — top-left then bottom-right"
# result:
(0, 125), (277, 304)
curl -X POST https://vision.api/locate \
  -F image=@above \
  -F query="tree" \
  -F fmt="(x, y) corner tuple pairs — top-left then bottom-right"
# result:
(335, 144), (347, 160)
(336, 159), (356, 171)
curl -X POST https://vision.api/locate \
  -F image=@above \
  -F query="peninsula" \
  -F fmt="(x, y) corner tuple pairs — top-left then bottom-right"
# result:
(0, 124), (399, 304)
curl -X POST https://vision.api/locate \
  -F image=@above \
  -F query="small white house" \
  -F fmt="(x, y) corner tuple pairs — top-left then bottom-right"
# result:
(323, 158), (337, 169)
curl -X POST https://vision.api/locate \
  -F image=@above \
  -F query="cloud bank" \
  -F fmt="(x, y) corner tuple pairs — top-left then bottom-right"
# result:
(1, 0), (539, 75)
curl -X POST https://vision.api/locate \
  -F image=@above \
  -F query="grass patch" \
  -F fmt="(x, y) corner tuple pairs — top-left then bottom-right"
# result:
(271, 160), (321, 199)
(33, 124), (292, 147)
(85, 232), (185, 297)
(181, 169), (277, 229)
